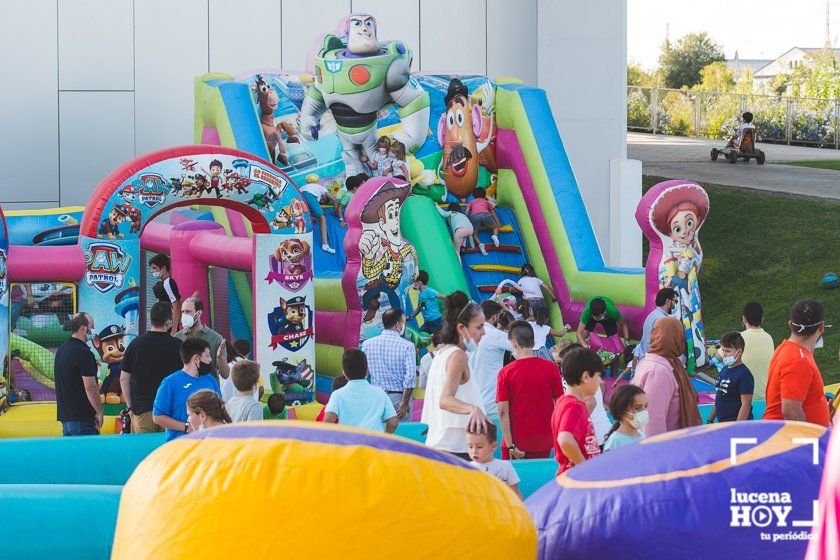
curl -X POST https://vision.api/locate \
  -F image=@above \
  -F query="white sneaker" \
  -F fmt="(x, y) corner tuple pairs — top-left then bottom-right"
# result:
(491, 234), (500, 247)
(322, 244), (336, 254)
(479, 243), (487, 256)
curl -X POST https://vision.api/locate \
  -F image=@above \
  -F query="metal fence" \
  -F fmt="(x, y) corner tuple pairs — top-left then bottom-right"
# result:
(627, 86), (840, 149)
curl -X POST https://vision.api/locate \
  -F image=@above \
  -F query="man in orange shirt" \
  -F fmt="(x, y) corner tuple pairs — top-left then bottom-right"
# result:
(763, 299), (830, 427)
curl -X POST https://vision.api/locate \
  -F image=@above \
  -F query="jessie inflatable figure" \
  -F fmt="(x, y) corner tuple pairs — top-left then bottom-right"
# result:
(649, 182), (710, 371)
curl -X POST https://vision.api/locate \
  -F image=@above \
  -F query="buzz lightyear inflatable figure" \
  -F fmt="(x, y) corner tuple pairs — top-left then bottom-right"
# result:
(300, 14), (431, 176)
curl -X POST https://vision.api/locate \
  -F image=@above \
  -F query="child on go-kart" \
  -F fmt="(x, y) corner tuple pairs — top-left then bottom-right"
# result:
(724, 112), (755, 149)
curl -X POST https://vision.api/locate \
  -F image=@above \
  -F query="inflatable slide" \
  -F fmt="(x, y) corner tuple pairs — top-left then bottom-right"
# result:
(195, 72), (649, 348)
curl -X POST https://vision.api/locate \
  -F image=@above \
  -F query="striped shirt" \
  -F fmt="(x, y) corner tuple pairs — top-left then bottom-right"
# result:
(361, 329), (416, 393)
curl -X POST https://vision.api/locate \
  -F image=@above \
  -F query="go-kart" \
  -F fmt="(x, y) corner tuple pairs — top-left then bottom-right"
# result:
(711, 126), (765, 164)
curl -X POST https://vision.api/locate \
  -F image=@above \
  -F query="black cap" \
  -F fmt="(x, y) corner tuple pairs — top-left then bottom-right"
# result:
(444, 78), (469, 107)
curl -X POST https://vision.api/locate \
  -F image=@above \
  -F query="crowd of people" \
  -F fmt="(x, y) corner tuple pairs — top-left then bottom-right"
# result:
(53, 254), (834, 491)
(53, 256), (283, 438)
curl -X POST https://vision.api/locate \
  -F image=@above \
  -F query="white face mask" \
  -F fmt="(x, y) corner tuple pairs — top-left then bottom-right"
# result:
(181, 313), (195, 329)
(198, 423), (205, 432)
(463, 335), (478, 353)
(628, 410), (649, 430)
(398, 322), (406, 336)
(151, 271), (162, 279)
(814, 336), (824, 349)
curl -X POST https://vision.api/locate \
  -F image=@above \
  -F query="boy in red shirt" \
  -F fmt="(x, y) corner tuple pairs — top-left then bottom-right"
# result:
(551, 346), (604, 475)
(497, 321), (564, 460)
(763, 299), (830, 427)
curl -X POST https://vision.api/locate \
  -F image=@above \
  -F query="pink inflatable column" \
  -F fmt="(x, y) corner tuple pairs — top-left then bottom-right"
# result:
(169, 221), (225, 311)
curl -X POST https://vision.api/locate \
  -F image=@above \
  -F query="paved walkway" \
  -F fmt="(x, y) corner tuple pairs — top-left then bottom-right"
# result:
(628, 132), (840, 201)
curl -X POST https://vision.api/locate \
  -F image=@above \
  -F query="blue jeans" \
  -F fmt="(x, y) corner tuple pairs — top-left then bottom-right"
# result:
(62, 420), (99, 436)
(421, 317), (443, 334)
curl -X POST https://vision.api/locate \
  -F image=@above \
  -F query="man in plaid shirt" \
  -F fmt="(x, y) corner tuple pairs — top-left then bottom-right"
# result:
(360, 308), (416, 421)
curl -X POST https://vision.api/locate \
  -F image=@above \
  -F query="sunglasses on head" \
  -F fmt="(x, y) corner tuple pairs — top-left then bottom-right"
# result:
(457, 301), (478, 323)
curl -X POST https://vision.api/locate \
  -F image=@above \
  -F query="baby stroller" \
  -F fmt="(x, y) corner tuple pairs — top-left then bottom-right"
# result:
(711, 125), (765, 164)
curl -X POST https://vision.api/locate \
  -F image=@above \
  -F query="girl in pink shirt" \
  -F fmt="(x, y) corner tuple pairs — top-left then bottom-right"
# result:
(632, 316), (701, 437)
(465, 187), (501, 256)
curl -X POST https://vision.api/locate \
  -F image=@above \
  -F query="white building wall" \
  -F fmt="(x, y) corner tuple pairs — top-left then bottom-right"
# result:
(0, 0), (632, 263)
(537, 0), (637, 266)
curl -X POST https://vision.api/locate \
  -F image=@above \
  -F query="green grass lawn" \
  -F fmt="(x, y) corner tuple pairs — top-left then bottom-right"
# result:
(643, 177), (840, 384)
(783, 160), (840, 171)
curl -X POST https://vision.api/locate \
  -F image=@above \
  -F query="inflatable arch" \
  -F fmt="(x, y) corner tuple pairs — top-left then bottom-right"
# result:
(76, 145), (316, 396)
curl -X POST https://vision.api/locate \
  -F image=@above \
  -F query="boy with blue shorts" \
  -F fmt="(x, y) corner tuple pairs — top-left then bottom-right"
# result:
(300, 180), (338, 254)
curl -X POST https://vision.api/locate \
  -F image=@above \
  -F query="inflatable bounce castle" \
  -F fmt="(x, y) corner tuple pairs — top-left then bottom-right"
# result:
(0, 12), (718, 432)
(2, 12), (834, 560)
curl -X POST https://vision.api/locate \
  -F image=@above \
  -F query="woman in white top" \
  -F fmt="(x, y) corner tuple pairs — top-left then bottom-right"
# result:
(422, 291), (489, 460)
(496, 264), (556, 310)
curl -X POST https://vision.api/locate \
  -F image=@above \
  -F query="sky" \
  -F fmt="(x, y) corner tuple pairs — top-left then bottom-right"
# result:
(628, 0), (840, 69)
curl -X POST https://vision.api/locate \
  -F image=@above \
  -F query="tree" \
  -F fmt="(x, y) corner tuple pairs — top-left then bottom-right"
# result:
(694, 61), (735, 92)
(627, 62), (655, 87)
(659, 32), (725, 89)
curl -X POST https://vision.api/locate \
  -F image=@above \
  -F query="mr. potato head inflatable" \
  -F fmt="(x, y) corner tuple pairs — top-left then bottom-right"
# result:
(437, 78), (493, 199)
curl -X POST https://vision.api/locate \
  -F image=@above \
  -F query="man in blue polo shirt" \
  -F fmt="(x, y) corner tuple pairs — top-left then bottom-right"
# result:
(323, 349), (398, 433)
(153, 337), (221, 440)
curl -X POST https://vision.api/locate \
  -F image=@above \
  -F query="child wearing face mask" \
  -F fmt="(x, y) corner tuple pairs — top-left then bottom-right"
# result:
(149, 253), (181, 336)
(361, 136), (394, 177)
(152, 337), (222, 441)
(603, 384), (648, 451)
(707, 331), (754, 423)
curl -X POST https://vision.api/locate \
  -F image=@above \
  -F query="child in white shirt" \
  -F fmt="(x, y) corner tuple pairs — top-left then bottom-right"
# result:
(388, 140), (409, 181)
(466, 423), (522, 498)
(362, 136), (394, 177)
(495, 264), (556, 310)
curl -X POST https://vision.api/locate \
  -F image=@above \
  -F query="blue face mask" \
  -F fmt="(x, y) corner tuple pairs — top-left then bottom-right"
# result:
(722, 356), (736, 367)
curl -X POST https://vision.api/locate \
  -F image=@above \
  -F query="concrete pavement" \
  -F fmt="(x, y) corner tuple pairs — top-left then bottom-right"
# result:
(628, 132), (840, 201)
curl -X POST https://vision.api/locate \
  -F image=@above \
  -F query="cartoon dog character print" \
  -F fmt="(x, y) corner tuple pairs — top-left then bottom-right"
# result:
(287, 198), (307, 234)
(268, 296), (308, 335)
(118, 184), (136, 204)
(272, 208), (291, 230)
(124, 204), (142, 234)
(92, 325), (126, 398)
(275, 239), (310, 275)
(223, 170), (251, 195)
(97, 205), (129, 239)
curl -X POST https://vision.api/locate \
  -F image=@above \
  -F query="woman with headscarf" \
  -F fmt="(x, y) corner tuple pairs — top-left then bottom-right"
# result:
(631, 316), (702, 437)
